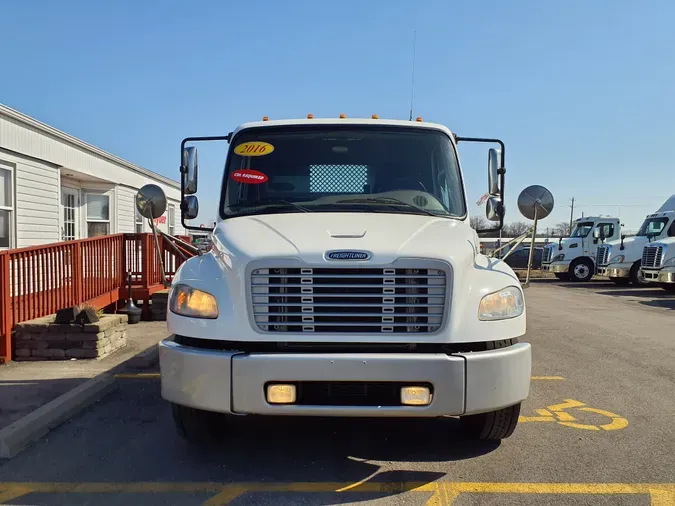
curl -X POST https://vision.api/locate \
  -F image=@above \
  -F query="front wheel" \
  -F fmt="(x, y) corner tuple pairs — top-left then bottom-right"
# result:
(569, 259), (594, 282)
(460, 403), (521, 441)
(630, 262), (648, 286)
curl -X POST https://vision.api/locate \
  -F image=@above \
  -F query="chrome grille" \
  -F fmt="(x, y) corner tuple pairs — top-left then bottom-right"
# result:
(251, 266), (447, 333)
(543, 247), (553, 263)
(641, 245), (664, 269)
(596, 245), (610, 266)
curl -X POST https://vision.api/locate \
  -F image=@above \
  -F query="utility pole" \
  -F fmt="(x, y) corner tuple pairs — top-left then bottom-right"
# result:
(569, 197), (575, 234)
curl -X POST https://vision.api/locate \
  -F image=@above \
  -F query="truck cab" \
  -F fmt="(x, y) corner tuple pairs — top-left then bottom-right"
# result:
(597, 203), (675, 285)
(159, 116), (532, 444)
(541, 216), (621, 282)
(641, 238), (675, 291)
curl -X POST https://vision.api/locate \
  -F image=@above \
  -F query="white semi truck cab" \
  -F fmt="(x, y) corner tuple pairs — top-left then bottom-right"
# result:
(159, 116), (532, 443)
(596, 196), (675, 285)
(640, 238), (675, 291)
(541, 216), (621, 282)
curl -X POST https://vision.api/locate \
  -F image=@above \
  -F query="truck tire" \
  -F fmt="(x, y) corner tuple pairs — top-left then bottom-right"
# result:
(609, 277), (630, 285)
(569, 258), (594, 282)
(460, 403), (522, 441)
(554, 273), (570, 281)
(630, 262), (647, 286)
(171, 403), (220, 444)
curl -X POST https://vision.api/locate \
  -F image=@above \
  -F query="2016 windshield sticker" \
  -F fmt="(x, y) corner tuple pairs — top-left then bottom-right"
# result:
(234, 141), (274, 157)
(231, 169), (268, 184)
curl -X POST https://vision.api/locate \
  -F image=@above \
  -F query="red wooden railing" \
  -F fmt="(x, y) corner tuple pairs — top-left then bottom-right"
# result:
(0, 233), (194, 362)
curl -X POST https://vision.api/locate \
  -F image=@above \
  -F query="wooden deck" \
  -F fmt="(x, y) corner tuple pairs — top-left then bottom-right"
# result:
(0, 233), (193, 362)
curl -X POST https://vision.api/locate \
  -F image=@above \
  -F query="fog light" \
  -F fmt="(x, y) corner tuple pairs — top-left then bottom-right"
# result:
(266, 384), (296, 404)
(400, 386), (432, 406)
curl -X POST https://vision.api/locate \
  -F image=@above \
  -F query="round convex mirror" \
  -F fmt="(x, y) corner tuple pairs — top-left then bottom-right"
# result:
(136, 184), (167, 220)
(517, 185), (554, 220)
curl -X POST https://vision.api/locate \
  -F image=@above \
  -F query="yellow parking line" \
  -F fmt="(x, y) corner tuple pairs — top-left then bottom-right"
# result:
(115, 373), (565, 381)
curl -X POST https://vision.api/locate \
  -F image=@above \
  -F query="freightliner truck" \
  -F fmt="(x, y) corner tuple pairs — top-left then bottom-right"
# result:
(541, 216), (620, 282)
(159, 115), (531, 443)
(639, 195), (675, 292)
(596, 195), (675, 285)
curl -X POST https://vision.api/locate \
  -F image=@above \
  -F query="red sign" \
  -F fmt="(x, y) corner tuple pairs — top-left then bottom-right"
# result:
(231, 169), (268, 184)
(154, 216), (166, 225)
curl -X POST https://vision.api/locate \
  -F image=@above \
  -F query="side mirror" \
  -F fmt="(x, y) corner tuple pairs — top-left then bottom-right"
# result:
(592, 228), (600, 239)
(181, 196), (199, 220)
(182, 146), (199, 195)
(487, 148), (500, 196)
(485, 195), (503, 222)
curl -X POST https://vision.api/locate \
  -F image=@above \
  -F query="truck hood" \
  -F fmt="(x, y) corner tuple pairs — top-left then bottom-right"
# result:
(602, 236), (649, 261)
(211, 212), (476, 266)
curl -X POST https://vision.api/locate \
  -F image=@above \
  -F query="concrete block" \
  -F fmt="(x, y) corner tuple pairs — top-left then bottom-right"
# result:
(0, 374), (117, 459)
(14, 339), (48, 350)
(32, 348), (66, 359)
(66, 349), (99, 359)
(14, 348), (31, 358)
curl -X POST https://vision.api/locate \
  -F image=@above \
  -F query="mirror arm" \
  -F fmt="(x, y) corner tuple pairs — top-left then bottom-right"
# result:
(179, 135), (232, 233)
(455, 135), (506, 232)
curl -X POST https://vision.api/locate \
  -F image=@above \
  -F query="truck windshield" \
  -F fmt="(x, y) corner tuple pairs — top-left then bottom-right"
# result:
(220, 125), (466, 219)
(636, 217), (668, 237)
(570, 222), (594, 238)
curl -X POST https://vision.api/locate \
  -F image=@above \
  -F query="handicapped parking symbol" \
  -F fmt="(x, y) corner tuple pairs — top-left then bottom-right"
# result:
(520, 399), (628, 431)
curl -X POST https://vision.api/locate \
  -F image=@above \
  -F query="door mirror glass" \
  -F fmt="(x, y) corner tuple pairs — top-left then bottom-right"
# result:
(182, 146), (199, 195)
(592, 228), (600, 239)
(487, 148), (500, 195)
(486, 195), (503, 222)
(182, 196), (199, 220)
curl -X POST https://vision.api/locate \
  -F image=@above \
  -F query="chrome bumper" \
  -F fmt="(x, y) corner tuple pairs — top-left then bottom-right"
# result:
(542, 262), (569, 274)
(159, 338), (532, 417)
(601, 266), (630, 278)
(641, 268), (675, 283)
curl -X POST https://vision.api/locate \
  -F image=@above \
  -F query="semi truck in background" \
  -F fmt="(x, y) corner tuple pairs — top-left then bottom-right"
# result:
(596, 195), (675, 285)
(641, 238), (675, 291)
(158, 115), (535, 444)
(541, 216), (621, 281)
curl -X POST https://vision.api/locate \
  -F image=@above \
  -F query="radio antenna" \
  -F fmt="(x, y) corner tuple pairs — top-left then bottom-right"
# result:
(409, 30), (417, 121)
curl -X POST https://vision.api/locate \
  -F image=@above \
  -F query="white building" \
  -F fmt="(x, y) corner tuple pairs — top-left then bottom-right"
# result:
(0, 104), (185, 250)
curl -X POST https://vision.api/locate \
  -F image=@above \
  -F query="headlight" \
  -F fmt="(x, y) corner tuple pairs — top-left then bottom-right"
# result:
(478, 286), (524, 321)
(664, 257), (675, 267)
(169, 283), (219, 319)
(553, 254), (565, 262)
(609, 255), (625, 264)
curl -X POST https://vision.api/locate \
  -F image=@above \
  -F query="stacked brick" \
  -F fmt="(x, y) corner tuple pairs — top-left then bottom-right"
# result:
(150, 290), (169, 321)
(13, 314), (128, 361)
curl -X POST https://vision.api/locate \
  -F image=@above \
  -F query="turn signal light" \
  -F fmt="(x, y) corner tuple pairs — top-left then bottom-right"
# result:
(266, 384), (296, 404)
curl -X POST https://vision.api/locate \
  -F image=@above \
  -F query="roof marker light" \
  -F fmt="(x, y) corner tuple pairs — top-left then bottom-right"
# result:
(307, 114), (314, 119)
(339, 113), (346, 119)
(262, 116), (269, 121)
(372, 114), (379, 119)
(416, 117), (423, 122)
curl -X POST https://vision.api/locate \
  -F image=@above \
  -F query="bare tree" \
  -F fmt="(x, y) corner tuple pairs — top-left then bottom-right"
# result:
(470, 216), (489, 230)
(553, 221), (571, 236)
(503, 222), (531, 237)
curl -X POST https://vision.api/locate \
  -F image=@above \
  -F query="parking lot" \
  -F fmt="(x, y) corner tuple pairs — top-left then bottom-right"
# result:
(0, 281), (674, 505)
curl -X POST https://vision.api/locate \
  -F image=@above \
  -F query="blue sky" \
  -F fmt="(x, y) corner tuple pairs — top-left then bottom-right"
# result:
(1, 0), (674, 232)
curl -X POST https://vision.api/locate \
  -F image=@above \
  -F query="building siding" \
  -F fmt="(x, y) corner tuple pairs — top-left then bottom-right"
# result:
(117, 186), (138, 234)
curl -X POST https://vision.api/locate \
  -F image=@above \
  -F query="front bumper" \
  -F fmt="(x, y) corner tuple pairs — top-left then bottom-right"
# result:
(641, 267), (675, 283)
(598, 265), (630, 278)
(542, 261), (570, 274)
(159, 338), (532, 417)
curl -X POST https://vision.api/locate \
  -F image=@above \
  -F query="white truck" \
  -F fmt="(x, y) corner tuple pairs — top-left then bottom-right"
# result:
(596, 195), (675, 285)
(541, 216), (621, 281)
(159, 115), (531, 444)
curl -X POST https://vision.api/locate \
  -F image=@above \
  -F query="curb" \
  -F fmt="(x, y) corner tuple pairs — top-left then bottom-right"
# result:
(125, 344), (159, 369)
(0, 373), (117, 459)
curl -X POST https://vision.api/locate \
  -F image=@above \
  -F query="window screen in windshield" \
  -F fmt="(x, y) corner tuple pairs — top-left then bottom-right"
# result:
(637, 217), (668, 236)
(220, 126), (466, 219)
(570, 222), (593, 237)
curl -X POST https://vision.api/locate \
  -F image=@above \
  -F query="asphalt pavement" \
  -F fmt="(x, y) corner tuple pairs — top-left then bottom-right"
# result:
(0, 281), (674, 505)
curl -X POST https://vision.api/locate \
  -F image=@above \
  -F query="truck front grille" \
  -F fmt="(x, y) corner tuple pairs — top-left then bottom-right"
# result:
(250, 266), (447, 333)
(597, 245), (610, 266)
(543, 247), (553, 264)
(641, 245), (664, 269)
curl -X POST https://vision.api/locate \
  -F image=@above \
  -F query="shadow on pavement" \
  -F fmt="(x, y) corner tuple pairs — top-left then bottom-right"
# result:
(639, 299), (675, 310)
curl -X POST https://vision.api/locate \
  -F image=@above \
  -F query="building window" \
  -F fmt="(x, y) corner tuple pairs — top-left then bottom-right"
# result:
(86, 193), (110, 238)
(135, 206), (143, 233)
(168, 205), (175, 236)
(0, 167), (13, 248)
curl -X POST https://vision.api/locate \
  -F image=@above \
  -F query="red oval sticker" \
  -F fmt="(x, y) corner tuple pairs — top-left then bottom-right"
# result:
(231, 169), (268, 184)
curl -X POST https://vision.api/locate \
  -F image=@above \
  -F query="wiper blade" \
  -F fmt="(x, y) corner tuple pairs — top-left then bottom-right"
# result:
(230, 199), (312, 213)
(336, 197), (440, 217)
